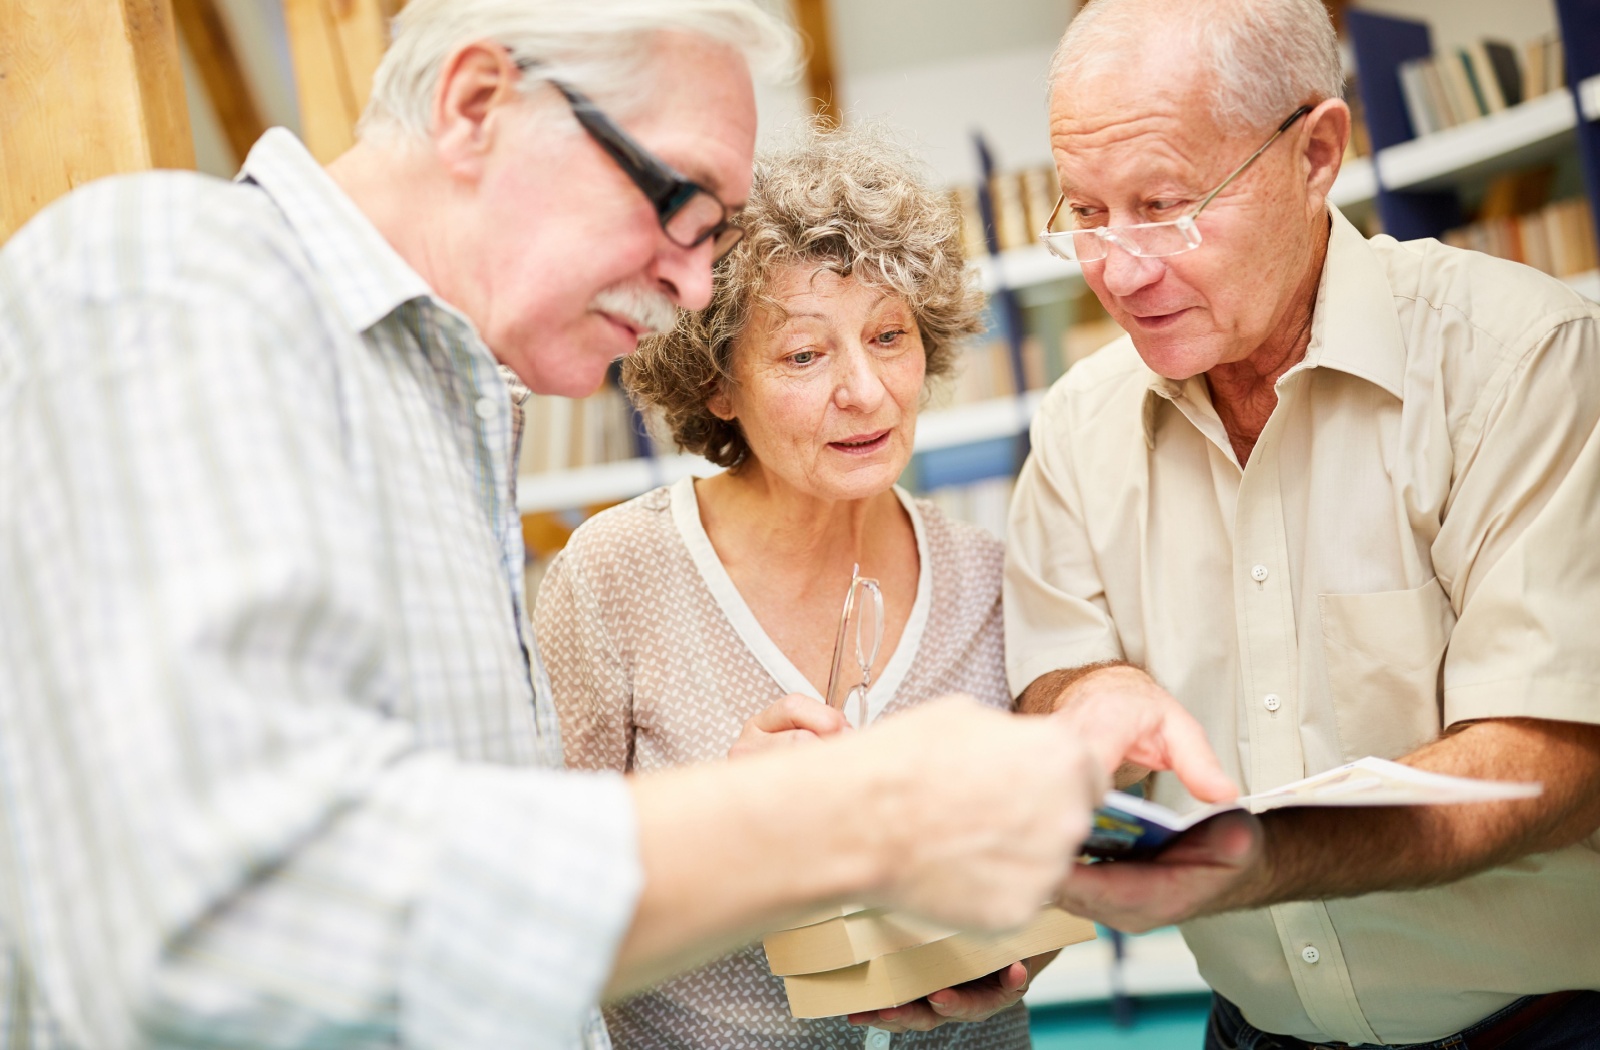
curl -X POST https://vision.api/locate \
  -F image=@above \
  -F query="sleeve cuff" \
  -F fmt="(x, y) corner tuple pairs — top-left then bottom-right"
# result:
(399, 765), (641, 1050)
(1444, 677), (1600, 729)
(1008, 645), (1124, 701)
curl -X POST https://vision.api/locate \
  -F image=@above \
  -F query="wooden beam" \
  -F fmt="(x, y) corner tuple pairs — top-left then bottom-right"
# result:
(282, 0), (399, 163)
(171, 0), (267, 163)
(0, 0), (195, 242)
(790, 0), (839, 124)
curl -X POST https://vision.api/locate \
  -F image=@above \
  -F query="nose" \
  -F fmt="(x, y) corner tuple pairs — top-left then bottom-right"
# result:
(1098, 240), (1166, 298)
(833, 341), (888, 412)
(650, 236), (717, 311)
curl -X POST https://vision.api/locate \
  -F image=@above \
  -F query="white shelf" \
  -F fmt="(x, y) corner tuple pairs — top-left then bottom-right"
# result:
(1582, 74), (1600, 123)
(516, 391), (1046, 514)
(976, 243), (1082, 293)
(1375, 86), (1582, 192)
(516, 453), (715, 515)
(1329, 156), (1377, 209)
(917, 390), (1044, 451)
(1567, 269), (1600, 302)
(1024, 928), (1208, 1007)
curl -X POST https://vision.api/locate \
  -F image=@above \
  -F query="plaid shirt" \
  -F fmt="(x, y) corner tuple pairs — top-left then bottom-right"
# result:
(0, 129), (638, 1049)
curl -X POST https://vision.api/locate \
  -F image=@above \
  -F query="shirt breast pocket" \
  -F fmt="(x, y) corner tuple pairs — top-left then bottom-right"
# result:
(1317, 577), (1455, 763)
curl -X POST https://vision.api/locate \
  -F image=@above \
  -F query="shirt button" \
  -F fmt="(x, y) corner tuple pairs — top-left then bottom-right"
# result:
(474, 396), (499, 420)
(1301, 945), (1321, 965)
(866, 1030), (892, 1049)
(1263, 693), (1282, 712)
(1250, 564), (1269, 582)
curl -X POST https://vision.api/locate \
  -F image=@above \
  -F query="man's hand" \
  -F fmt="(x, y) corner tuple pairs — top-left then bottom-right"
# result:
(868, 698), (1107, 930)
(844, 953), (1055, 1032)
(1028, 664), (1238, 803)
(728, 694), (849, 759)
(613, 697), (1108, 995)
(1056, 811), (1264, 933)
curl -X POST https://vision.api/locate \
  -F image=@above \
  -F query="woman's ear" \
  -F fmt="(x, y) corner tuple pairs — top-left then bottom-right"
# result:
(707, 381), (736, 422)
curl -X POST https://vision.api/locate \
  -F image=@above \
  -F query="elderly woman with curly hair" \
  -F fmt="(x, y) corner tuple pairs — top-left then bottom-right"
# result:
(535, 125), (1048, 1050)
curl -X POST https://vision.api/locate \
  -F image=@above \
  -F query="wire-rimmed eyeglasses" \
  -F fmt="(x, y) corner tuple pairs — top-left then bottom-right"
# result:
(512, 56), (746, 261)
(824, 565), (884, 729)
(1039, 105), (1312, 263)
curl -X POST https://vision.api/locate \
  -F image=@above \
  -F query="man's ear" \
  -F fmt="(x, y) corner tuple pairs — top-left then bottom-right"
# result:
(430, 40), (525, 180)
(1301, 97), (1351, 214)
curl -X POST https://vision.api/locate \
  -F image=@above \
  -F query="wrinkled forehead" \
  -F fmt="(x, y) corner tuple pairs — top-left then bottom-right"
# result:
(1048, 58), (1231, 193)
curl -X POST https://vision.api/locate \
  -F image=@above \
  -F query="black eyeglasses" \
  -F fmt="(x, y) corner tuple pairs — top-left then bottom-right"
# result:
(514, 57), (745, 261)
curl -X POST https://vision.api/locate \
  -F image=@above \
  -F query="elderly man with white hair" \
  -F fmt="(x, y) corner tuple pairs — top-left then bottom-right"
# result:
(1008, 0), (1600, 1047)
(0, 2), (1219, 1047)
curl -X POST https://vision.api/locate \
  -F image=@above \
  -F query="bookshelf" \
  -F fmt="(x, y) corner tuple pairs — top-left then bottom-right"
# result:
(1329, 155), (1378, 209)
(1378, 82), (1594, 191)
(515, 389), (1049, 515)
(1345, 3), (1600, 253)
(977, 243), (1082, 294)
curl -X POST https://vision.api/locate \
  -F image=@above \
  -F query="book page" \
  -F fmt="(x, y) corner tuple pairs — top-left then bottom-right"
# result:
(1242, 756), (1542, 812)
(1085, 757), (1541, 859)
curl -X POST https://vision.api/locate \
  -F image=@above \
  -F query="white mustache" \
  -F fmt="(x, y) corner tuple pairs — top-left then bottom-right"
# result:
(591, 282), (678, 336)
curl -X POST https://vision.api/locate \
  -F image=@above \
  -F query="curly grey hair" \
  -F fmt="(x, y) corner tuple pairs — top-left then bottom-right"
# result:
(622, 122), (985, 469)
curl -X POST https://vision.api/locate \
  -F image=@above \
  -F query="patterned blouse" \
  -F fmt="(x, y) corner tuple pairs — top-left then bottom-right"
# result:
(537, 476), (1031, 1050)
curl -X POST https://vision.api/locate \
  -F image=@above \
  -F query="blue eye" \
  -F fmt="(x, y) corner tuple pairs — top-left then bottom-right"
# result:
(876, 330), (905, 346)
(790, 350), (817, 366)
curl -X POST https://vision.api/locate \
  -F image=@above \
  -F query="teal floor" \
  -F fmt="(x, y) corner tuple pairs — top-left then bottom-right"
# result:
(1030, 995), (1211, 1050)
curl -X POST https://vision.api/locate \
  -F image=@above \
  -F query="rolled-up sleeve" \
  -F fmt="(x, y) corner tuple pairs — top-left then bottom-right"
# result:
(1436, 312), (1600, 727)
(1003, 385), (1125, 698)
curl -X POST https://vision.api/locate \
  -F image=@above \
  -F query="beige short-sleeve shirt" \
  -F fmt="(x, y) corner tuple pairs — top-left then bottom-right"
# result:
(1004, 206), (1600, 1045)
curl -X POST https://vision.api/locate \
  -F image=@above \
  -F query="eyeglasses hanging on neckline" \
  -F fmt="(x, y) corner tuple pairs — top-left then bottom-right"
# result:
(824, 564), (884, 730)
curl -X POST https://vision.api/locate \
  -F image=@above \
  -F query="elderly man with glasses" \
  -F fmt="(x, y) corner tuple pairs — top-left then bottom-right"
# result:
(0, 2), (1195, 1048)
(1009, 0), (1600, 1048)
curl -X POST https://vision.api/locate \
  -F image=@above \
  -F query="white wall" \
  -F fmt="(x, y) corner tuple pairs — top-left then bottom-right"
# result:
(833, 43), (1062, 187)
(826, 0), (1076, 187)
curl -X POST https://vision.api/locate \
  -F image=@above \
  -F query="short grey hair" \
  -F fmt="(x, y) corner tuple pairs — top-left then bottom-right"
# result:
(360, 0), (798, 141)
(1049, 0), (1343, 132)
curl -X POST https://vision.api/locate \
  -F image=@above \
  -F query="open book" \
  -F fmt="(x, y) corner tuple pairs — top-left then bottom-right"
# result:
(1086, 756), (1543, 860)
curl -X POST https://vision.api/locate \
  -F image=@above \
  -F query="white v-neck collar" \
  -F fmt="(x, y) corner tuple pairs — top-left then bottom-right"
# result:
(669, 475), (932, 724)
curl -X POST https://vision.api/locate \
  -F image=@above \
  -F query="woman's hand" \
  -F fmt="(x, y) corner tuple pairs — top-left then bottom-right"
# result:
(845, 952), (1058, 1032)
(728, 694), (850, 759)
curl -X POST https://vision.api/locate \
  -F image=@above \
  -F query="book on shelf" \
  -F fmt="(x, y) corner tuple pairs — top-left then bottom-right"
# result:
(1343, 76), (1374, 160)
(926, 476), (1014, 541)
(1085, 756), (1542, 861)
(1394, 33), (1566, 140)
(952, 164), (1062, 258)
(951, 185), (988, 260)
(516, 384), (639, 475)
(775, 905), (1095, 1018)
(1441, 195), (1599, 283)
